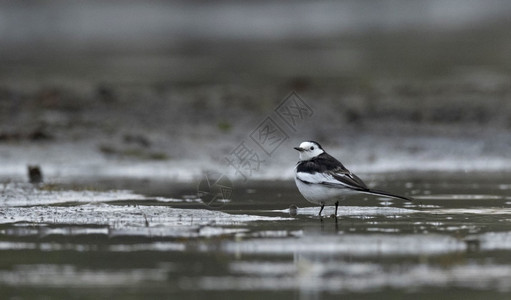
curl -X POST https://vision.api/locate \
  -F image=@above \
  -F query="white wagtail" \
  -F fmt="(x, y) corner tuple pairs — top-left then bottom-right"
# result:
(294, 141), (412, 217)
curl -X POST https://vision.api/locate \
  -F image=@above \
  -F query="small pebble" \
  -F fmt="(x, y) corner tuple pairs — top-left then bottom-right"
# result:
(28, 165), (43, 184)
(289, 205), (298, 217)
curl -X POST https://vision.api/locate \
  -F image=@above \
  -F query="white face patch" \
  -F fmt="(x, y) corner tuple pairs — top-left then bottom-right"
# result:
(297, 141), (324, 161)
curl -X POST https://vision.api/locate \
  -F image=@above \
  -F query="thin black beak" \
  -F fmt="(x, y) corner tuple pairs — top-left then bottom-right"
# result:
(294, 147), (304, 152)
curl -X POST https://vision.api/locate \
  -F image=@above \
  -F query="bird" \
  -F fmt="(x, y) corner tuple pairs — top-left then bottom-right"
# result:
(294, 141), (413, 218)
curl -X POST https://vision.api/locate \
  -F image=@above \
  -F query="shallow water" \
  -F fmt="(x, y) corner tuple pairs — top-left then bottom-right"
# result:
(1, 172), (511, 299)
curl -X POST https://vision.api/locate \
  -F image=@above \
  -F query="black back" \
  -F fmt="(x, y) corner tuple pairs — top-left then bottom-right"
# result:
(296, 152), (345, 173)
(296, 152), (369, 190)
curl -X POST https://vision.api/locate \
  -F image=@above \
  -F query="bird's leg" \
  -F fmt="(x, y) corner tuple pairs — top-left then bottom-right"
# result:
(334, 201), (339, 217)
(318, 204), (325, 217)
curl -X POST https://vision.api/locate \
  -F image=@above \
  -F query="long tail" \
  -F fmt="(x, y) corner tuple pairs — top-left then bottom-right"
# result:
(362, 188), (414, 202)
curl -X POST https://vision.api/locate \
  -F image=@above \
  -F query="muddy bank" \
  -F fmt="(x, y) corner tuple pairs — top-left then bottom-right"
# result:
(2, 1), (511, 182)
(1, 78), (511, 183)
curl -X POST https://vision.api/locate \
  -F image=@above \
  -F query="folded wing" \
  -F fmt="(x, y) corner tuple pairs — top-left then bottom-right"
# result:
(296, 166), (369, 191)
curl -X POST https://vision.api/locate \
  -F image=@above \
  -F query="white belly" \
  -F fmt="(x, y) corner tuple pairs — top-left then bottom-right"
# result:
(294, 175), (357, 205)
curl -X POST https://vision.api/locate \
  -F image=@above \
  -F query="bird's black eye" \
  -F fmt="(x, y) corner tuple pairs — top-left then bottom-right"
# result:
(310, 146), (314, 150)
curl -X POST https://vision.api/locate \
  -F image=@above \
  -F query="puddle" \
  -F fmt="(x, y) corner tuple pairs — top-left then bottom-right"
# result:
(1, 172), (511, 299)
(0, 264), (169, 287)
(416, 194), (504, 200)
(219, 234), (467, 256)
(0, 204), (290, 227)
(0, 183), (146, 207)
(192, 263), (511, 293)
(274, 206), (419, 216)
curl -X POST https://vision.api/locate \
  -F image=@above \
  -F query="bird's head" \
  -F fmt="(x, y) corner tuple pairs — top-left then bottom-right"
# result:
(294, 141), (324, 161)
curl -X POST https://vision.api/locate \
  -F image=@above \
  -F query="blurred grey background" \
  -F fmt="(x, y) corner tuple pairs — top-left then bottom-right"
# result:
(1, 0), (511, 180)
